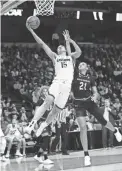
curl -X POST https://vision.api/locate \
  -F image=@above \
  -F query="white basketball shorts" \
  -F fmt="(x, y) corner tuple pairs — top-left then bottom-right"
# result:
(49, 80), (71, 109)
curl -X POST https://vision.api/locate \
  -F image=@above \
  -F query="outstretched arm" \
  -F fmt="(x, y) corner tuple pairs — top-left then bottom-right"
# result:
(63, 30), (72, 56)
(69, 38), (82, 59)
(63, 30), (81, 59)
(26, 22), (56, 62)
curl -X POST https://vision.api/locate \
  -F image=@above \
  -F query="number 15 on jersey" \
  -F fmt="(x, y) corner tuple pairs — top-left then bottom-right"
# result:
(61, 62), (67, 68)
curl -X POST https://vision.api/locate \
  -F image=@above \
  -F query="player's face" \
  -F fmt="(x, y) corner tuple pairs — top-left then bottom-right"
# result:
(78, 62), (88, 72)
(12, 119), (17, 127)
(57, 45), (66, 55)
(42, 89), (48, 97)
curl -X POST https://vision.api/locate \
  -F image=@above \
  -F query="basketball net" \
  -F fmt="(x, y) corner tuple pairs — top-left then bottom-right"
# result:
(34, 0), (55, 16)
(1, 0), (55, 16)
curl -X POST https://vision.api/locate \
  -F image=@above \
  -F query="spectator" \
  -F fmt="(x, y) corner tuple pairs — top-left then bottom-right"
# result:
(113, 98), (121, 111)
(20, 107), (28, 122)
(3, 108), (11, 123)
(13, 81), (22, 90)
(5, 119), (23, 158)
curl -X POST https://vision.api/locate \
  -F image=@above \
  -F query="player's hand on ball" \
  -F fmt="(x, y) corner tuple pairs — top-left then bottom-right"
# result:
(26, 21), (32, 32)
(63, 30), (70, 41)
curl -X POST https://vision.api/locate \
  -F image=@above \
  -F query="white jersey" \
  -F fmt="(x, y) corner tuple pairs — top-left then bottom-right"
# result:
(6, 124), (19, 137)
(53, 55), (74, 83)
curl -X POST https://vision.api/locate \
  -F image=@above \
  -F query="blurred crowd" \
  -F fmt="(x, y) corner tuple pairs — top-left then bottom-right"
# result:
(1, 43), (122, 127)
(1, 45), (54, 102)
(1, 95), (28, 129)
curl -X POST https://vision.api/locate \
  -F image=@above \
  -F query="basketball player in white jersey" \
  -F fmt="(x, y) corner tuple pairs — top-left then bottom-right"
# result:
(0, 105), (8, 161)
(26, 22), (81, 137)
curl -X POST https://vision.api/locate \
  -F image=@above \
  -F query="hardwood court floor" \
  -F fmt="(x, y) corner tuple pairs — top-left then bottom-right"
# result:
(1, 146), (122, 171)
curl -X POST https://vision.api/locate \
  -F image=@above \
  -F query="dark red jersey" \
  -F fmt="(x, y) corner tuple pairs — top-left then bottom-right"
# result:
(72, 73), (95, 100)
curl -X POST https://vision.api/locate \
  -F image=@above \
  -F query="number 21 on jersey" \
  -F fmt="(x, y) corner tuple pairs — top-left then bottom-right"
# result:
(79, 81), (87, 90)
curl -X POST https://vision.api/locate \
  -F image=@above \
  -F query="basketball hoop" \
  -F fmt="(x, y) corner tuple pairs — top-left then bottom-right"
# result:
(34, 0), (55, 16)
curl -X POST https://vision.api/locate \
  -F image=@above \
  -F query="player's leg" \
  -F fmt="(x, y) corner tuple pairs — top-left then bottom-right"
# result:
(27, 95), (54, 132)
(34, 148), (44, 163)
(42, 136), (54, 164)
(76, 108), (91, 166)
(21, 138), (26, 156)
(15, 137), (23, 157)
(0, 136), (8, 161)
(36, 83), (71, 137)
(87, 100), (122, 142)
(27, 82), (58, 132)
(33, 136), (44, 163)
(51, 122), (61, 152)
(61, 122), (69, 155)
(36, 105), (62, 137)
(5, 137), (13, 158)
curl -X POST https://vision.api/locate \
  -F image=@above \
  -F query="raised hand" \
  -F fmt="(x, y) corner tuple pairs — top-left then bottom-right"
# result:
(26, 21), (33, 32)
(63, 30), (70, 41)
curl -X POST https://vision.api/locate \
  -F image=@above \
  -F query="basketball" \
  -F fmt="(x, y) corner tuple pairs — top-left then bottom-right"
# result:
(26, 16), (40, 30)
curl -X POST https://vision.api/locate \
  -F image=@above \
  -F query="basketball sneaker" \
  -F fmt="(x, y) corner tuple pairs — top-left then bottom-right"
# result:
(5, 153), (10, 158)
(34, 155), (43, 163)
(25, 120), (37, 134)
(15, 151), (23, 157)
(84, 156), (91, 167)
(35, 122), (48, 137)
(114, 127), (122, 142)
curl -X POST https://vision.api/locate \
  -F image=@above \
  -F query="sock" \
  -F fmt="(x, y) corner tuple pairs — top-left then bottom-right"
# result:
(29, 120), (37, 127)
(44, 154), (48, 160)
(114, 128), (117, 134)
(84, 151), (89, 156)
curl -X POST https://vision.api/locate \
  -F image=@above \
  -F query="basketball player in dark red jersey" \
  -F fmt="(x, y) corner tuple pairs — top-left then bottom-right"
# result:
(72, 62), (122, 166)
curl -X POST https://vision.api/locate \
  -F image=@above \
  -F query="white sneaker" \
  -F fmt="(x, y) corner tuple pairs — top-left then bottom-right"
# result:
(34, 155), (39, 161)
(5, 153), (10, 158)
(25, 120), (36, 134)
(36, 122), (47, 137)
(43, 159), (54, 165)
(114, 127), (122, 142)
(84, 156), (91, 167)
(15, 151), (23, 157)
(34, 155), (43, 163)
